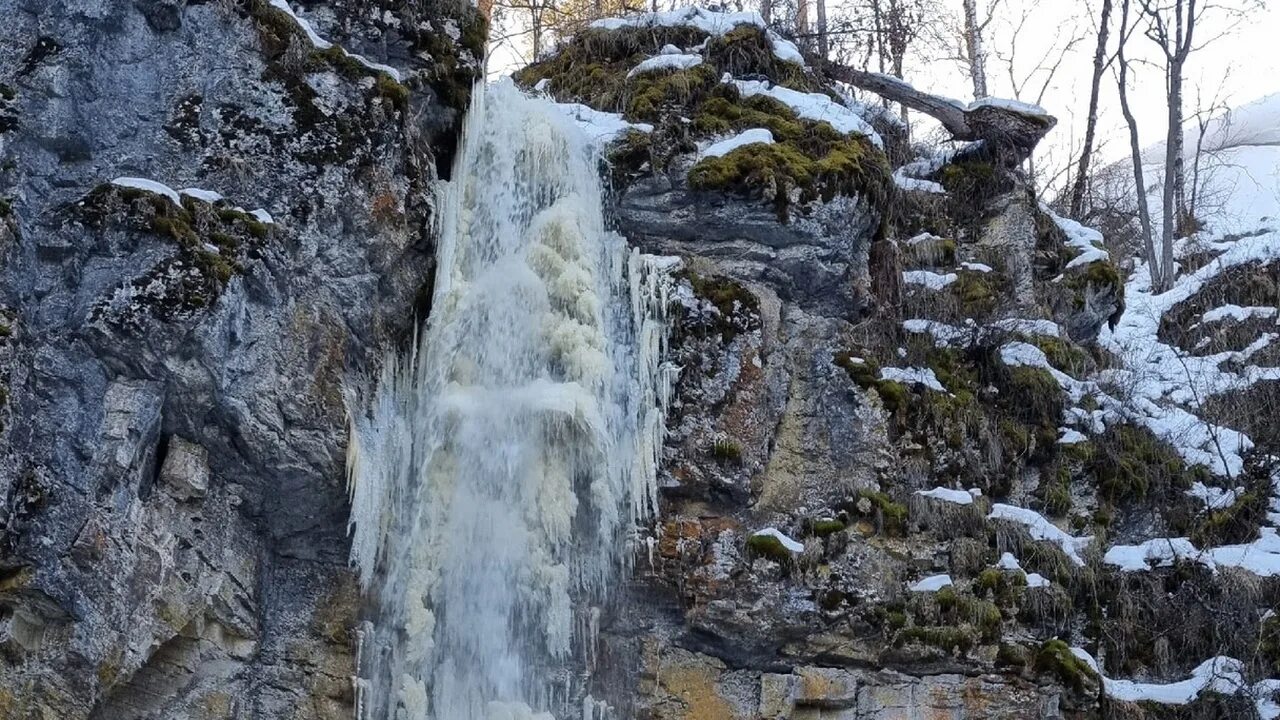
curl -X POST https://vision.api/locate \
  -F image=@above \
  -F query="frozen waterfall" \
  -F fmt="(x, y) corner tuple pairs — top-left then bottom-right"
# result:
(344, 80), (676, 720)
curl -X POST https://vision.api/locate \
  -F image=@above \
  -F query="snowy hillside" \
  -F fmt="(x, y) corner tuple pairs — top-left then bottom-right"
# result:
(1139, 92), (1280, 234)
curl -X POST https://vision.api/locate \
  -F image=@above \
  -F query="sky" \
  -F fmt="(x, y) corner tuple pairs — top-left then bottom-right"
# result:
(486, 0), (1280, 196)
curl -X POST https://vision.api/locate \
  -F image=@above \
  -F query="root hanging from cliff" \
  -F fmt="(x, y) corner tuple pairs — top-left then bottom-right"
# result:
(344, 80), (677, 720)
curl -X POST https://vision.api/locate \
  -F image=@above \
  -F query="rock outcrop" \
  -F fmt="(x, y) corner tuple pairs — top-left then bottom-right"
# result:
(519, 9), (1278, 720)
(0, 0), (482, 716)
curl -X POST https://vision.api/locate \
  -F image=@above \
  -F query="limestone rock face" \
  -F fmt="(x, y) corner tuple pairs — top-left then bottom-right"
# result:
(0, 0), (482, 716)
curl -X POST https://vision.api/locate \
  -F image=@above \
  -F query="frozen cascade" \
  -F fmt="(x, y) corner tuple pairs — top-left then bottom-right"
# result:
(344, 80), (677, 720)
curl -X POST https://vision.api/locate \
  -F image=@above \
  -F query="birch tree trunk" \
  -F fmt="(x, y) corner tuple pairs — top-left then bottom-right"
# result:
(962, 0), (989, 98)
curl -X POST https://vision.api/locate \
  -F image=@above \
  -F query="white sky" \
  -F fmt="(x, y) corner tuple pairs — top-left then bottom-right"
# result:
(486, 0), (1280, 194)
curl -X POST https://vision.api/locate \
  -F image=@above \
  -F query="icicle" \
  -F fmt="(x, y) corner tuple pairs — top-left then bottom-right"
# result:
(345, 80), (676, 719)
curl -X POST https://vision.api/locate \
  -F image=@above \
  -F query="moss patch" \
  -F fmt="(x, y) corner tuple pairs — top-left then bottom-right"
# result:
(81, 184), (275, 329)
(1034, 639), (1096, 692)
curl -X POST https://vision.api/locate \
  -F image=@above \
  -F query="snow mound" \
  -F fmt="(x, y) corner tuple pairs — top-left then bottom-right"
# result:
(626, 53), (702, 78)
(880, 366), (946, 392)
(909, 574), (952, 592)
(551, 102), (653, 145)
(700, 128), (774, 158)
(751, 527), (804, 553)
(726, 77), (883, 147)
(591, 6), (803, 65)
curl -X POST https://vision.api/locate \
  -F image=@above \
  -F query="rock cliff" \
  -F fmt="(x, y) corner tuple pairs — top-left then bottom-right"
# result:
(518, 9), (1279, 719)
(0, 0), (482, 716)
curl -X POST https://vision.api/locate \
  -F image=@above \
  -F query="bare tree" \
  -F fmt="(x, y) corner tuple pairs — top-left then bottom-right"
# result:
(1115, 0), (1167, 290)
(990, 0), (1085, 189)
(1069, 0), (1113, 218)
(1138, 0), (1199, 245)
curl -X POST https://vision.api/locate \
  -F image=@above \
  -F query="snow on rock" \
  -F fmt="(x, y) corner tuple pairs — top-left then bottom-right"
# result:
(998, 342), (1081, 397)
(893, 172), (945, 194)
(179, 187), (224, 203)
(988, 503), (1092, 566)
(909, 574), (953, 592)
(726, 77), (883, 147)
(591, 7), (803, 65)
(1105, 528), (1280, 577)
(1058, 428), (1087, 444)
(961, 261), (993, 273)
(1070, 649), (1257, 707)
(1201, 304), (1278, 323)
(1042, 204), (1110, 269)
(1026, 572), (1051, 588)
(903, 318), (974, 346)
(112, 177), (180, 205)
(269, 0), (402, 80)
(916, 487), (974, 505)
(626, 52), (703, 78)
(880, 366), (946, 392)
(992, 318), (1062, 337)
(1187, 481), (1243, 510)
(551, 102), (654, 145)
(112, 178), (275, 222)
(751, 527), (804, 553)
(968, 96), (1051, 118)
(902, 270), (958, 290)
(699, 128), (774, 158)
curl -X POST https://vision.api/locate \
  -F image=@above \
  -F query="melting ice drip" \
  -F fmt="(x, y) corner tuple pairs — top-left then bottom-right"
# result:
(345, 81), (675, 720)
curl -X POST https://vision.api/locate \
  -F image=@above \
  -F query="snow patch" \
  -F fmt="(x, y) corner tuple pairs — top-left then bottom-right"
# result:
(909, 574), (953, 592)
(551, 102), (653, 145)
(988, 503), (1092, 566)
(752, 527), (804, 553)
(902, 270), (958, 290)
(880, 366), (946, 392)
(626, 53), (703, 78)
(591, 7), (803, 65)
(699, 128), (774, 158)
(726, 77), (883, 147)
(916, 487), (974, 505)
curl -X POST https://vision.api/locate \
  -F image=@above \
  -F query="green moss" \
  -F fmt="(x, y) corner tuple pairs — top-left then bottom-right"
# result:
(855, 489), (907, 536)
(809, 517), (847, 537)
(1262, 613), (1280, 674)
(1027, 335), (1092, 376)
(711, 438), (742, 463)
(951, 270), (999, 314)
(746, 533), (795, 563)
(1065, 259), (1124, 309)
(683, 271), (758, 341)
(895, 624), (977, 655)
(1034, 639), (1096, 692)
(607, 128), (652, 184)
(1190, 488), (1267, 546)
(997, 643), (1029, 668)
(375, 74), (410, 111)
(1088, 424), (1202, 504)
(1040, 463), (1073, 517)
(835, 351), (879, 387)
(703, 25), (819, 91)
(688, 127), (889, 221)
(311, 45), (367, 79)
(626, 63), (719, 121)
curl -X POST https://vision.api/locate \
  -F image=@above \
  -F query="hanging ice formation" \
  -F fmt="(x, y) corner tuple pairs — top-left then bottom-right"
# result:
(344, 79), (677, 720)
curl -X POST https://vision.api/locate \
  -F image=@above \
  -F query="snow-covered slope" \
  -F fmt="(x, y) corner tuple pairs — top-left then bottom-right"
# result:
(1140, 92), (1280, 234)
